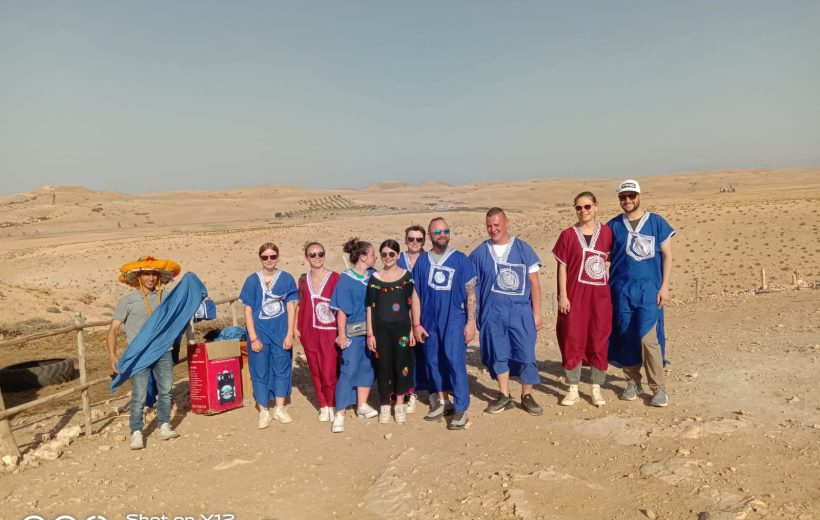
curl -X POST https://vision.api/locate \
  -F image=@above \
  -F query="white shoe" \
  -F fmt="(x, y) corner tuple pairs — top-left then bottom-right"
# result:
(560, 384), (579, 406)
(273, 406), (293, 424)
(591, 384), (606, 407)
(406, 394), (418, 414)
(356, 403), (378, 419)
(258, 408), (272, 429)
(157, 422), (180, 440)
(379, 405), (391, 424)
(395, 404), (407, 424)
(130, 430), (144, 450)
(331, 413), (345, 433)
(318, 406), (332, 422)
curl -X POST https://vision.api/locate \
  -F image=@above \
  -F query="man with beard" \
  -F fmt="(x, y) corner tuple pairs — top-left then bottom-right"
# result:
(607, 179), (675, 407)
(411, 217), (477, 430)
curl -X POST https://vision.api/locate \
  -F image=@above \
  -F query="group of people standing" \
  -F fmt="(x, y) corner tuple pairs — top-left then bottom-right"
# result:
(238, 178), (675, 433)
(108, 178), (675, 448)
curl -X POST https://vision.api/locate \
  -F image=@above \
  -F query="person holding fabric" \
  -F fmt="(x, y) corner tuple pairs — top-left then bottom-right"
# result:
(240, 243), (299, 428)
(397, 224), (428, 413)
(552, 192), (613, 407)
(108, 256), (182, 450)
(365, 239), (416, 424)
(329, 238), (379, 433)
(608, 179), (675, 407)
(470, 207), (544, 416)
(411, 217), (477, 430)
(295, 241), (340, 422)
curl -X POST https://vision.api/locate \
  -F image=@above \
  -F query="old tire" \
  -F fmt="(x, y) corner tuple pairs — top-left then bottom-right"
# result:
(0, 358), (77, 392)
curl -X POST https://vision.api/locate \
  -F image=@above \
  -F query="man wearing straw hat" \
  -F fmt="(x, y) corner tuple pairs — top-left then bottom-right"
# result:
(108, 256), (182, 450)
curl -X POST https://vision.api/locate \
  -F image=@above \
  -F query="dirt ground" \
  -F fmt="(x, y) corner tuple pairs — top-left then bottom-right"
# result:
(1, 169), (819, 519)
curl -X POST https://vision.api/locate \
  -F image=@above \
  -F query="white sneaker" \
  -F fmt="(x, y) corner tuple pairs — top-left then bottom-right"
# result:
(378, 405), (391, 424)
(591, 384), (606, 407)
(157, 422), (180, 440)
(356, 403), (378, 419)
(258, 408), (272, 429)
(130, 430), (144, 450)
(406, 394), (418, 414)
(318, 406), (332, 422)
(273, 406), (293, 424)
(395, 404), (407, 424)
(560, 384), (579, 406)
(331, 413), (345, 433)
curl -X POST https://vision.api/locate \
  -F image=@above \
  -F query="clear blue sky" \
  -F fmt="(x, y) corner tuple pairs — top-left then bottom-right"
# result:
(1, 1), (818, 195)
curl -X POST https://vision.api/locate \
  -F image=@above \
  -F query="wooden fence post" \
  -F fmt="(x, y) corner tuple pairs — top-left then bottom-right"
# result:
(761, 268), (767, 290)
(230, 300), (238, 327)
(75, 312), (93, 438)
(0, 388), (20, 460)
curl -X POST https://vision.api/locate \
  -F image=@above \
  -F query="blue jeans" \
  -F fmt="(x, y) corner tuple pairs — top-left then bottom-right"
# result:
(130, 350), (173, 433)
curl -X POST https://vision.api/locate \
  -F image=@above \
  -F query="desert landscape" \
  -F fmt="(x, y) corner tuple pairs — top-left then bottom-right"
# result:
(0, 168), (819, 520)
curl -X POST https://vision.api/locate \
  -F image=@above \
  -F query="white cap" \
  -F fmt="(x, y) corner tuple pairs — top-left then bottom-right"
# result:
(616, 179), (641, 194)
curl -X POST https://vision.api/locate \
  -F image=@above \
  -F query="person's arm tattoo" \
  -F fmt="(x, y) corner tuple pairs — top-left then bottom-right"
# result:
(466, 280), (477, 322)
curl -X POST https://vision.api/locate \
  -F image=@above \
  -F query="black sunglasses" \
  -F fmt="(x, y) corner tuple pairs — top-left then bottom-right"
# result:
(307, 251), (325, 258)
(406, 237), (424, 243)
(260, 254), (278, 261)
(574, 204), (593, 211)
(381, 251), (398, 258)
(618, 193), (638, 201)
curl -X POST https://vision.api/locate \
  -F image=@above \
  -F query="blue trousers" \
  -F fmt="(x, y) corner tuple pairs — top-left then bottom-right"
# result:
(130, 350), (173, 433)
(334, 336), (375, 410)
(423, 323), (470, 413)
(248, 340), (293, 405)
(479, 302), (540, 385)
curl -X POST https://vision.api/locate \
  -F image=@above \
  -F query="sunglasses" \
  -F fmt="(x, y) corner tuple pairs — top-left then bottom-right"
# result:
(307, 251), (325, 258)
(574, 204), (593, 211)
(260, 254), (278, 261)
(381, 251), (398, 258)
(618, 193), (638, 201)
(432, 228), (450, 236)
(406, 237), (424, 243)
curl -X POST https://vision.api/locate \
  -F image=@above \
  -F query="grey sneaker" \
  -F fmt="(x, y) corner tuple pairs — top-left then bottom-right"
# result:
(650, 388), (669, 407)
(424, 399), (453, 421)
(521, 394), (543, 416)
(447, 411), (469, 430)
(157, 423), (180, 440)
(619, 382), (643, 401)
(485, 393), (514, 414)
(130, 430), (144, 450)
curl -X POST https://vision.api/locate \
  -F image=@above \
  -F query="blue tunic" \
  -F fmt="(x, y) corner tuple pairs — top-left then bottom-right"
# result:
(330, 268), (376, 410)
(469, 238), (542, 384)
(239, 270), (299, 403)
(607, 212), (675, 368)
(412, 249), (476, 412)
(396, 251), (417, 271)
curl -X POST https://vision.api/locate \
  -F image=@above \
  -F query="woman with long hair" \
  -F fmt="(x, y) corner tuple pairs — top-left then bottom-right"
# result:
(552, 192), (613, 407)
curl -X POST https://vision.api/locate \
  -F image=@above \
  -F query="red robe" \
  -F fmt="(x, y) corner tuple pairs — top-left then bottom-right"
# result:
(552, 224), (613, 371)
(297, 270), (340, 408)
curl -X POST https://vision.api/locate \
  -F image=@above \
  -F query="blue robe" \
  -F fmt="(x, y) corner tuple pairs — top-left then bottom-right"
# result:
(469, 238), (541, 384)
(330, 268), (376, 410)
(412, 249), (476, 412)
(607, 212), (675, 367)
(240, 270), (299, 403)
(396, 251), (416, 271)
(111, 273), (207, 393)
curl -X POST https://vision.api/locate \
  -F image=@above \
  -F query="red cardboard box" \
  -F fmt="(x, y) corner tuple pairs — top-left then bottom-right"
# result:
(187, 340), (244, 414)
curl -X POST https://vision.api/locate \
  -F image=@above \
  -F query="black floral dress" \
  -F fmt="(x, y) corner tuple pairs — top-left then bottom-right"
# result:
(366, 270), (415, 405)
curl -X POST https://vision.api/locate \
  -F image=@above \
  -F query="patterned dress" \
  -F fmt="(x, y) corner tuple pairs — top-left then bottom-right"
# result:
(366, 270), (415, 405)
(297, 270), (340, 408)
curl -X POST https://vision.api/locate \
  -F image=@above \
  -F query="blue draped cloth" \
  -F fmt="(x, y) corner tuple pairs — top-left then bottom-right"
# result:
(110, 272), (208, 393)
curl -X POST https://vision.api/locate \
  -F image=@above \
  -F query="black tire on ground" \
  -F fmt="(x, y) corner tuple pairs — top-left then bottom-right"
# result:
(0, 358), (77, 392)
